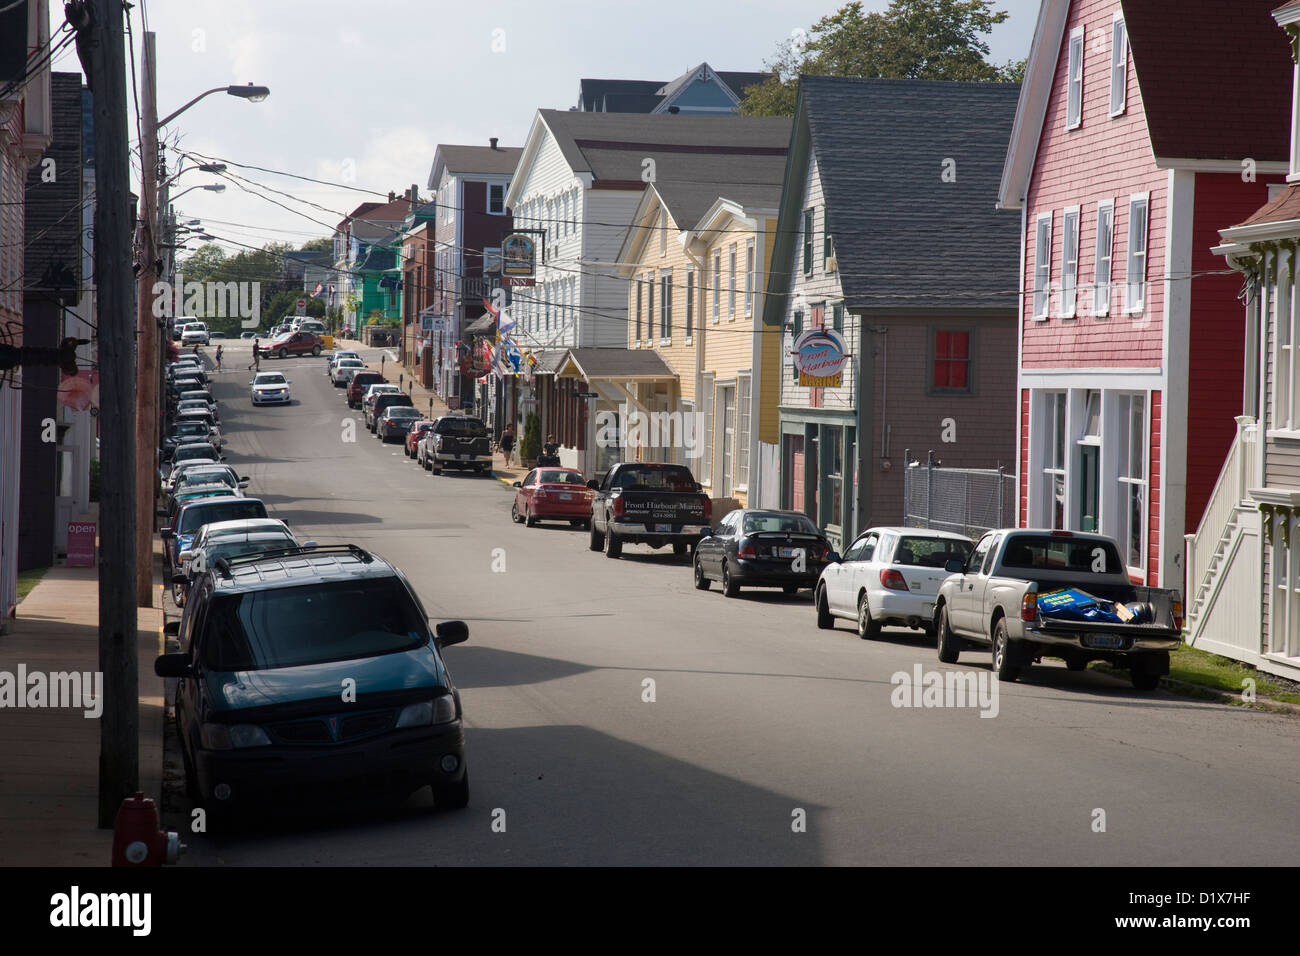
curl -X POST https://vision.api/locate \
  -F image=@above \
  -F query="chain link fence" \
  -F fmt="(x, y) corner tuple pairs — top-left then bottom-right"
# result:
(903, 449), (1016, 539)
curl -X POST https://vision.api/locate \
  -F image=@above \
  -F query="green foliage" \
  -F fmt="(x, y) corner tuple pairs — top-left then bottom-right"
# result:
(739, 0), (1014, 117)
(998, 57), (1027, 83)
(174, 240), (299, 336)
(299, 237), (333, 252)
(520, 412), (541, 461)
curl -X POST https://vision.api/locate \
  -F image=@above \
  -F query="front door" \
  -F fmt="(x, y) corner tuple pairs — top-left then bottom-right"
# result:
(1078, 444), (1099, 532)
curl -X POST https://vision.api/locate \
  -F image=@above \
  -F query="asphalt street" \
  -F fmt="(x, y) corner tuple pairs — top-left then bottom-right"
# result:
(171, 340), (1300, 866)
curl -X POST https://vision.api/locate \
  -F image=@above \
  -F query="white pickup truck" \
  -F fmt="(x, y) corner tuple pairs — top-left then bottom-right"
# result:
(933, 529), (1183, 690)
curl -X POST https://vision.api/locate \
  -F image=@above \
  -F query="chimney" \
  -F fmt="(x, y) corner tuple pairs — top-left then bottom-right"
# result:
(388, 191), (396, 203)
(410, 183), (418, 203)
(490, 137), (499, 150)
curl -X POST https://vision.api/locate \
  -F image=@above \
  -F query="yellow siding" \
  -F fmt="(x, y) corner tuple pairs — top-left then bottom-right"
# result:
(626, 198), (696, 404)
(757, 215), (780, 446)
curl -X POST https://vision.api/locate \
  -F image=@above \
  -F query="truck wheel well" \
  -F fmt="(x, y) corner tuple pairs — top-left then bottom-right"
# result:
(989, 606), (1005, 635)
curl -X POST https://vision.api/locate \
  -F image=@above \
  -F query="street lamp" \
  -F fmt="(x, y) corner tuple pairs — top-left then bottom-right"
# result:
(157, 83), (271, 128)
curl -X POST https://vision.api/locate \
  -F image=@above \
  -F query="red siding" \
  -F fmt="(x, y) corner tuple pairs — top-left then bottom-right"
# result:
(1184, 171), (1284, 530)
(1022, 0), (1166, 371)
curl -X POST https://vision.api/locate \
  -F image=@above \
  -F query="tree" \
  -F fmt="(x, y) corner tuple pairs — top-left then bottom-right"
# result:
(740, 0), (1015, 117)
(520, 412), (541, 463)
(299, 237), (333, 253)
(176, 242), (226, 283)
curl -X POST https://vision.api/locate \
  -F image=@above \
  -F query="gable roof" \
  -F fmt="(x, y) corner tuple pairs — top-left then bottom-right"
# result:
(578, 78), (664, 111)
(765, 75), (1021, 320)
(427, 143), (523, 189)
(1000, 0), (1291, 207)
(578, 68), (768, 113)
(1125, 0), (1291, 164)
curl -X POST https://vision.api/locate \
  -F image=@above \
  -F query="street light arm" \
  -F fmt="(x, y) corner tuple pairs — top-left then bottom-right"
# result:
(157, 87), (228, 129)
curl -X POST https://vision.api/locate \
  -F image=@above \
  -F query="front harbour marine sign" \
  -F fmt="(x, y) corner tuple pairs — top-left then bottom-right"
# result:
(793, 327), (849, 387)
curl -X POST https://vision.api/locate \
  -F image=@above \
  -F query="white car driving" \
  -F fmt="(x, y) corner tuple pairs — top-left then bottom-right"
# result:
(181, 321), (210, 346)
(815, 526), (974, 640)
(250, 370), (292, 405)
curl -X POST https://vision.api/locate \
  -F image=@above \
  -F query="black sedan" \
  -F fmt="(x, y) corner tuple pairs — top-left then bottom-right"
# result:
(376, 405), (422, 443)
(693, 509), (837, 598)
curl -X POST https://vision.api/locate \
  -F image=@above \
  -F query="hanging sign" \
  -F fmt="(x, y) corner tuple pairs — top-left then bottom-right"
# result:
(502, 234), (536, 279)
(793, 328), (848, 387)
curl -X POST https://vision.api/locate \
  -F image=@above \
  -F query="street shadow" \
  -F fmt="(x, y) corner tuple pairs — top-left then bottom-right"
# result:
(174, 724), (830, 866)
(439, 644), (596, 690)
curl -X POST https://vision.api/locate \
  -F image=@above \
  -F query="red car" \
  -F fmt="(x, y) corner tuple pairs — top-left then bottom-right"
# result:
(511, 468), (594, 528)
(347, 370), (386, 408)
(260, 331), (323, 359)
(404, 420), (436, 458)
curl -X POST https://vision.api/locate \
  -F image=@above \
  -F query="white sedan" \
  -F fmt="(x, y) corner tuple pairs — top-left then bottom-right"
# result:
(815, 526), (973, 639)
(250, 371), (292, 405)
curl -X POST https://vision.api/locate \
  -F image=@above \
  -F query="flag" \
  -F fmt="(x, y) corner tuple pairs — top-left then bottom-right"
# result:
(311, 282), (325, 298)
(497, 307), (515, 335)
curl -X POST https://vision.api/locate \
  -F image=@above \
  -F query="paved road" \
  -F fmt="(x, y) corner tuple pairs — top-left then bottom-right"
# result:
(172, 342), (1300, 865)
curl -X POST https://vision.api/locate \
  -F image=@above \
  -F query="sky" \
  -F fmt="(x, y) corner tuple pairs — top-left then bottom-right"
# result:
(47, 0), (1042, 256)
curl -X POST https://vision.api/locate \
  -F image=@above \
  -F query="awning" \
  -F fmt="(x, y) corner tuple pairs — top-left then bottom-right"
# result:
(554, 347), (678, 383)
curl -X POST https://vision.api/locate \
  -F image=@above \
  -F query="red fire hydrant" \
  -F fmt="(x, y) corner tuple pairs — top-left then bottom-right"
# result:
(111, 792), (184, 867)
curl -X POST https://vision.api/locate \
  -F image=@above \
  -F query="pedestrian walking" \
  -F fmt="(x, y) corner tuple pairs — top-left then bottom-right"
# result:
(248, 339), (260, 372)
(500, 423), (516, 467)
(214, 344), (223, 371)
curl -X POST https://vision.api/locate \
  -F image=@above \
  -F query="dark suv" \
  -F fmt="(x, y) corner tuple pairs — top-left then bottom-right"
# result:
(154, 544), (470, 826)
(366, 392), (415, 431)
(418, 415), (492, 475)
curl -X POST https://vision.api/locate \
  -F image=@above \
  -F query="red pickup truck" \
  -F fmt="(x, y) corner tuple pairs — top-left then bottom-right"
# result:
(260, 331), (323, 359)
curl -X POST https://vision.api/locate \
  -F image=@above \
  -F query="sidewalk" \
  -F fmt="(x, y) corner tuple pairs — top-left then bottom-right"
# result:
(336, 335), (530, 489)
(0, 541), (166, 865)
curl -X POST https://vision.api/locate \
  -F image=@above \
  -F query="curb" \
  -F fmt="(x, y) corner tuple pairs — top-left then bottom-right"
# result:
(1090, 661), (1300, 714)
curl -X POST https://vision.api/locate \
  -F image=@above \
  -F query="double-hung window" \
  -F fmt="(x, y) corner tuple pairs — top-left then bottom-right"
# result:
(660, 269), (672, 341)
(1066, 27), (1084, 129)
(685, 267), (694, 340)
(1126, 193), (1149, 313)
(933, 330), (971, 393)
(712, 251), (721, 322)
(646, 271), (655, 343)
(488, 183), (505, 214)
(1116, 393), (1147, 573)
(744, 239), (755, 315)
(1034, 213), (1053, 320)
(1094, 200), (1114, 316)
(736, 373), (751, 491)
(1061, 207), (1080, 318)
(1110, 16), (1128, 116)
(728, 244), (737, 318)
(802, 208), (814, 275)
(1041, 392), (1067, 530)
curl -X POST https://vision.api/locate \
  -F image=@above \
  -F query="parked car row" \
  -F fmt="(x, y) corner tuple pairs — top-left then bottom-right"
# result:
(154, 346), (472, 828)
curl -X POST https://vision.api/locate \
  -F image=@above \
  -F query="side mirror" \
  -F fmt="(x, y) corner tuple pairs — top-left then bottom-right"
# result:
(160, 527), (173, 537)
(163, 620), (180, 636)
(238, 479), (249, 487)
(512, 481), (522, 488)
(586, 479), (599, 490)
(945, 559), (965, 573)
(154, 653), (192, 678)
(301, 540), (318, 549)
(435, 620), (469, 648)
(826, 552), (842, 564)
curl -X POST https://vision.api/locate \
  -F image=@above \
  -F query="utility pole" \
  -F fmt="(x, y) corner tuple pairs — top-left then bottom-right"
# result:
(134, 30), (158, 607)
(68, 0), (140, 826)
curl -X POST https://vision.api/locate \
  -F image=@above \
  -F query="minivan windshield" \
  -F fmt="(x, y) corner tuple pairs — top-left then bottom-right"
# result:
(201, 577), (428, 671)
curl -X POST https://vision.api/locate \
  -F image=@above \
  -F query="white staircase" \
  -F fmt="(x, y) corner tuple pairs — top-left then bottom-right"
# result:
(1184, 417), (1260, 645)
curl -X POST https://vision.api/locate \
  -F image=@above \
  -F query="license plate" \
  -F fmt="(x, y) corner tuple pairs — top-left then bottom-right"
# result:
(778, 547), (799, 558)
(559, 494), (573, 501)
(655, 523), (673, 532)
(1086, 634), (1125, 649)
(459, 454), (470, 460)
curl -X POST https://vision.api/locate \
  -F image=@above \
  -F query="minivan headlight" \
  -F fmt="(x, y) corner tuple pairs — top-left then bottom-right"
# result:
(200, 723), (271, 750)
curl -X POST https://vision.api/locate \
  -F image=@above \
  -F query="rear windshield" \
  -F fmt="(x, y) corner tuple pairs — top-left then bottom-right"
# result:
(385, 406), (419, 417)
(177, 470), (236, 490)
(436, 418), (487, 437)
(179, 500), (267, 534)
(742, 512), (819, 535)
(610, 465), (697, 492)
(1000, 536), (1123, 574)
(172, 421), (209, 436)
(352, 373), (383, 385)
(537, 470), (585, 485)
(173, 445), (217, 463)
(893, 536), (972, 567)
(201, 577), (428, 671)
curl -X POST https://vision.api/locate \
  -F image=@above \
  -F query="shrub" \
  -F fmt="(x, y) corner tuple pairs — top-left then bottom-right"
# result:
(520, 412), (541, 461)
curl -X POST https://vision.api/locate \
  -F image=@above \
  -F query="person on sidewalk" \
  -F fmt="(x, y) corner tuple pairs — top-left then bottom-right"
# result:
(539, 434), (560, 467)
(248, 339), (260, 372)
(500, 423), (516, 467)
(214, 344), (223, 372)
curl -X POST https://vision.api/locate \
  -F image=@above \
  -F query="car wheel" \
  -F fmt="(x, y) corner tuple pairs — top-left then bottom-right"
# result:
(423, 456), (432, 472)
(1065, 657), (1088, 672)
(816, 587), (834, 629)
(589, 523), (605, 551)
(672, 542), (688, 558)
(432, 464), (441, 475)
(1128, 652), (1167, 691)
(278, 347), (287, 359)
(936, 605), (960, 663)
(525, 508), (537, 528)
(783, 584), (798, 595)
(569, 519), (584, 528)
(992, 617), (1020, 682)
(433, 769), (469, 810)
(177, 721), (201, 802)
(511, 502), (521, 524)
(604, 528), (622, 558)
(857, 593), (883, 640)
(693, 556), (709, 590)
(311, 345), (321, 357)
(721, 561), (740, 597)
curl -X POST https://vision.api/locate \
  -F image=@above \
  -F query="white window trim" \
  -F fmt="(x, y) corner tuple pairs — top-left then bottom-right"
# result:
(1066, 27), (1084, 131)
(684, 265), (695, 343)
(487, 182), (507, 215)
(660, 268), (672, 344)
(735, 371), (752, 492)
(1034, 212), (1053, 320)
(728, 243), (737, 320)
(701, 371), (715, 487)
(712, 252), (721, 323)
(744, 239), (755, 316)
(1116, 391), (1149, 577)
(1060, 205), (1080, 319)
(659, 211), (668, 258)
(1109, 14), (1128, 118)
(1125, 192), (1150, 315)
(1093, 199), (1114, 317)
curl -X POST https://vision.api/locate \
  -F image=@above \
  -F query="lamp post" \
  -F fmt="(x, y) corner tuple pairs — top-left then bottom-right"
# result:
(133, 29), (269, 606)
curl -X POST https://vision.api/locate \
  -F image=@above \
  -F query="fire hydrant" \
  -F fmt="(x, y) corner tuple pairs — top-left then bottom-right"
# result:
(111, 792), (184, 867)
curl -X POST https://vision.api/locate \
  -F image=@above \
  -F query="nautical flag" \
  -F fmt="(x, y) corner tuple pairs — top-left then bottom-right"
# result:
(311, 282), (325, 298)
(497, 307), (515, 335)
